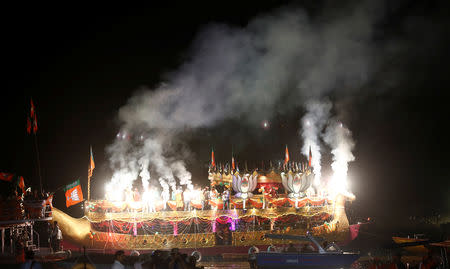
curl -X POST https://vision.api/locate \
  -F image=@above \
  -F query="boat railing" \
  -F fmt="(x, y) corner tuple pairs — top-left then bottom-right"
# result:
(33, 229), (40, 251)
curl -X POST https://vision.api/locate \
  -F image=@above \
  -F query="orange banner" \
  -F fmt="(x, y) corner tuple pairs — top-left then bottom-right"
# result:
(65, 184), (83, 207)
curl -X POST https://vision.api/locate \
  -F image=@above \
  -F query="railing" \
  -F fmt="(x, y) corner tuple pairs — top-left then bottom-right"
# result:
(33, 229), (40, 251)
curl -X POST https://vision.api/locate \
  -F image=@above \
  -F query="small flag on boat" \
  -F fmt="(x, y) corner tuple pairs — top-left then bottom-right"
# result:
(27, 98), (38, 134)
(64, 179), (84, 207)
(284, 145), (290, 167)
(308, 146), (312, 167)
(88, 146), (95, 179)
(18, 176), (25, 193)
(211, 149), (216, 168)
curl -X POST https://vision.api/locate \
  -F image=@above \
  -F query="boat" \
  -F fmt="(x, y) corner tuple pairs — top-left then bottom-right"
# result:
(52, 160), (358, 258)
(392, 234), (429, 255)
(255, 233), (360, 269)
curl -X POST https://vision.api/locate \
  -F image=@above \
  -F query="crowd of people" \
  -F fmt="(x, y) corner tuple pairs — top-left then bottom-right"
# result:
(15, 247), (445, 269)
(112, 248), (203, 269)
(48, 221), (63, 253)
(113, 185), (233, 212)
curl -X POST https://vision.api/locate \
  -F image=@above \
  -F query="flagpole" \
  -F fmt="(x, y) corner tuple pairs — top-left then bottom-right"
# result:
(87, 162), (91, 201)
(88, 146), (91, 201)
(33, 133), (43, 194)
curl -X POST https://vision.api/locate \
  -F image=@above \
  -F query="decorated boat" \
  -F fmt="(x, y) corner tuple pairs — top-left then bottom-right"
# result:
(52, 161), (357, 256)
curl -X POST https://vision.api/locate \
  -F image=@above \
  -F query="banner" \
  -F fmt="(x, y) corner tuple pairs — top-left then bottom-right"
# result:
(64, 179), (84, 207)
(0, 172), (14, 182)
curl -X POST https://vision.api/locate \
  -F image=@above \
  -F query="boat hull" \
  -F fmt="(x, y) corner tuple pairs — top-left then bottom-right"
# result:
(255, 252), (360, 269)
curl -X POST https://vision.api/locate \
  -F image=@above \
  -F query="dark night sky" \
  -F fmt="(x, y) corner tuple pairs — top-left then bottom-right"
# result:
(2, 1), (450, 219)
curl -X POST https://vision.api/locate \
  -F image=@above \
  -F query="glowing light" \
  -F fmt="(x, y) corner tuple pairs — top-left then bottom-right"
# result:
(262, 120), (270, 130)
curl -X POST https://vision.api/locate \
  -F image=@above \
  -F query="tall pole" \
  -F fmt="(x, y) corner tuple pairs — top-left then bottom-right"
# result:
(34, 134), (43, 194)
(87, 165), (91, 201)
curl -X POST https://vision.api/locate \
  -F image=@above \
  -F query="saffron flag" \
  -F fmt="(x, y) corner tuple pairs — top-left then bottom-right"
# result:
(27, 117), (31, 134)
(88, 146), (95, 179)
(0, 172), (14, 182)
(284, 145), (290, 166)
(64, 179), (84, 207)
(231, 156), (235, 171)
(30, 99), (35, 118)
(18, 176), (25, 193)
(28, 98), (38, 134)
(349, 224), (361, 241)
(211, 149), (216, 167)
(308, 146), (312, 167)
(44, 194), (53, 209)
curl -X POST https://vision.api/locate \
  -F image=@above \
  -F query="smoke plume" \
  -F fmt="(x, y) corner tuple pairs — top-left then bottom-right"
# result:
(323, 120), (355, 195)
(300, 100), (332, 185)
(106, 2), (378, 198)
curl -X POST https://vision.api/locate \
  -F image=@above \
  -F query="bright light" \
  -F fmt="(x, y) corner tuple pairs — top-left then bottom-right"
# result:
(105, 182), (124, 201)
(262, 120), (270, 130)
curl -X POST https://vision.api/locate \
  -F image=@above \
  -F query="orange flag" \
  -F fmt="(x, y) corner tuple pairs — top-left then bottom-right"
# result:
(30, 99), (35, 118)
(211, 149), (216, 168)
(308, 146), (312, 167)
(284, 145), (290, 166)
(64, 179), (84, 207)
(0, 172), (14, 182)
(18, 176), (25, 193)
(88, 146), (95, 179)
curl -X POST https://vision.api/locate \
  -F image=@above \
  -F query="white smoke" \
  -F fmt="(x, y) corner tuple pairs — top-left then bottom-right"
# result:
(138, 157), (150, 191)
(301, 100), (331, 185)
(170, 161), (192, 188)
(323, 120), (355, 196)
(105, 3), (377, 198)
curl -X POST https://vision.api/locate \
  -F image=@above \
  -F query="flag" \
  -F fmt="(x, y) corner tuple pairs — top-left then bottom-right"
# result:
(64, 179), (84, 207)
(88, 146), (95, 179)
(27, 117), (31, 134)
(44, 194), (53, 209)
(18, 176), (25, 193)
(30, 99), (35, 118)
(308, 146), (312, 167)
(0, 172), (14, 182)
(32, 113), (38, 133)
(211, 149), (216, 168)
(284, 145), (290, 166)
(28, 98), (38, 134)
(231, 156), (235, 171)
(349, 224), (361, 240)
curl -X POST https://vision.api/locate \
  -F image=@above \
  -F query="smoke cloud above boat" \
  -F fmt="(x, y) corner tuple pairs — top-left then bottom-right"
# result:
(106, 1), (384, 197)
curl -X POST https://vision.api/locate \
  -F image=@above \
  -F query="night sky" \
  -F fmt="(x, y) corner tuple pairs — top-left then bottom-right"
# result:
(2, 1), (450, 220)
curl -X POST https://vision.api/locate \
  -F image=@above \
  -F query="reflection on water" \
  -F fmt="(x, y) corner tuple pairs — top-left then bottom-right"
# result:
(199, 262), (250, 269)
